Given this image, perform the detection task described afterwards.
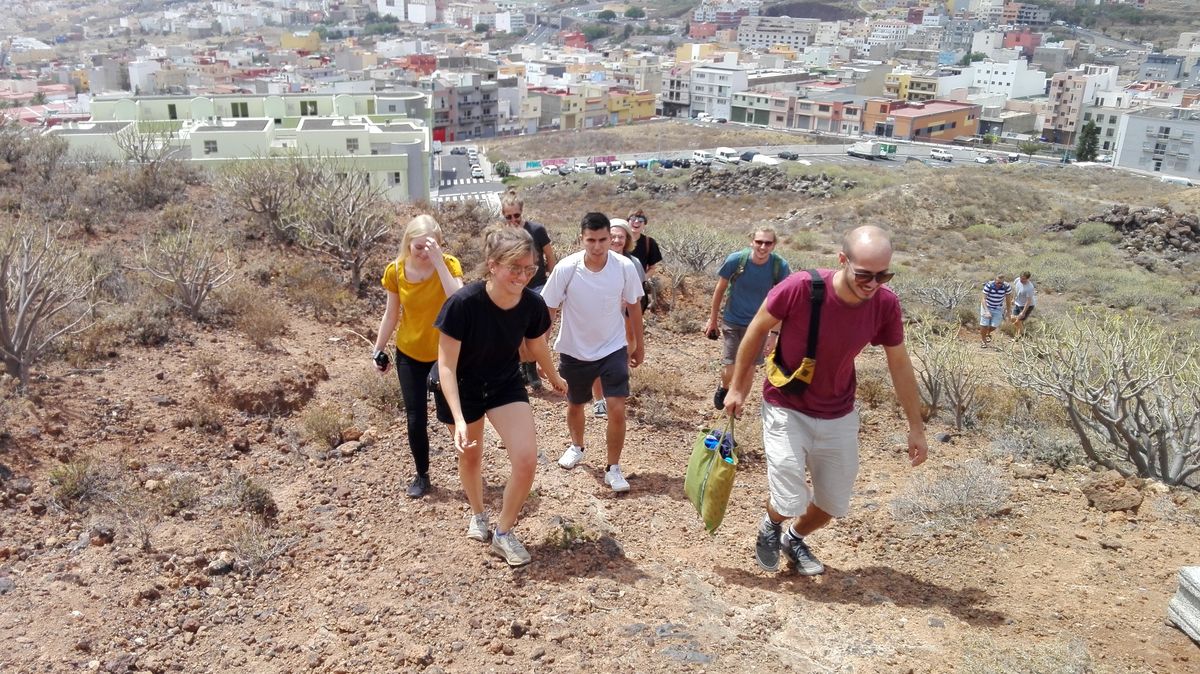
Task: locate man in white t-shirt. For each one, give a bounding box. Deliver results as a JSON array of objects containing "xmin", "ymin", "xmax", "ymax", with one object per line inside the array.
[
  {"xmin": 1011, "ymin": 271, "xmax": 1037, "ymax": 340},
  {"xmin": 541, "ymin": 212, "xmax": 645, "ymax": 492}
]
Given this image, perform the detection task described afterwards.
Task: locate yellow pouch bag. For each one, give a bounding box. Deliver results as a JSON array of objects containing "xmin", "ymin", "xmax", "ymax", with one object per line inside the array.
[{"xmin": 765, "ymin": 269, "xmax": 825, "ymax": 395}]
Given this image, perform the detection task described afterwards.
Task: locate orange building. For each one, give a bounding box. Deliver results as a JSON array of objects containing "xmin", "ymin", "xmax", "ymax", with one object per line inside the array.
[{"xmin": 861, "ymin": 99, "xmax": 981, "ymax": 142}]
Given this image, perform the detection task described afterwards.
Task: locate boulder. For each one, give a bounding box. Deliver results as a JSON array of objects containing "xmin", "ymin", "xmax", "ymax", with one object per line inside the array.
[
  {"xmin": 1081, "ymin": 470, "xmax": 1142, "ymax": 512},
  {"xmin": 1168, "ymin": 567, "xmax": 1200, "ymax": 645}
]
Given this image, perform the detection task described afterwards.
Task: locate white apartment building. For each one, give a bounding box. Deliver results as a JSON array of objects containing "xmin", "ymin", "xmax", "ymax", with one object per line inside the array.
[
  {"xmin": 407, "ymin": 0, "xmax": 438, "ymax": 24},
  {"xmin": 970, "ymin": 59, "xmax": 1046, "ymax": 99},
  {"xmin": 689, "ymin": 63, "xmax": 748, "ymax": 120},
  {"xmin": 970, "ymin": 30, "xmax": 1005, "ymax": 59},
  {"xmin": 128, "ymin": 60, "xmax": 162, "ymax": 95},
  {"xmin": 1114, "ymin": 106, "xmax": 1200, "ymax": 179},
  {"xmin": 1083, "ymin": 90, "xmax": 1138, "ymax": 153},
  {"xmin": 736, "ymin": 16, "xmax": 818, "ymax": 50},
  {"xmin": 867, "ymin": 20, "xmax": 909, "ymax": 49},
  {"xmin": 495, "ymin": 11, "xmax": 525, "ymax": 33},
  {"xmin": 813, "ymin": 21, "xmax": 841, "ymax": 47},
  {"xmin": 1045, "ymin": 64, "xmax": 1119, "ymax": 145},
  {"xmin": 376, "ymin": 0, "xmax": 406, "ymax": 20}
]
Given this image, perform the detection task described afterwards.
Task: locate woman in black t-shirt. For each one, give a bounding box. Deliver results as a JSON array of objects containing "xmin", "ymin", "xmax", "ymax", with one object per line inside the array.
[
  {"xmin": 433, "ymin": 227, "xmax": 566, "ymax": 567},
  {"xmin": 627, "ymin": 209, "xmax": 661, "ymax": 311}
]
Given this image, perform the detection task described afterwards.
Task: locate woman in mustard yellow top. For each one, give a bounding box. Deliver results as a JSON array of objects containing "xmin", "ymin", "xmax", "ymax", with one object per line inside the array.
[{"xmin": 372, "ymin": 214, "xmax": 463, "ymax": 498}]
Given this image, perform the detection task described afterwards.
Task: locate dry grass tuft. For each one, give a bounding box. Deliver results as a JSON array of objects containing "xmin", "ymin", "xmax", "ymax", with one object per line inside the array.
[
  {"xmin": 892, "ymin": 459, "xmax": 1010, "ymax": 528},
  {"xmin": 49, "ymin": 457, "xmax": 105, "ymax": 511},
  {"xmin": 300, "ymin": 402, "xmax": 352, "ymax": 449}
]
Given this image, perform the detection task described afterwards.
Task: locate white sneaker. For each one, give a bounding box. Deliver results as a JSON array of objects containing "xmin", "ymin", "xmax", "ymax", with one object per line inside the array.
[
  {"xmin": 558, "ymin": 444, "xmax": 585, "ymax": 470},
  {"xmin": 593, "ymin": 399, "xmax": 608, "ymax": 417},
  {"xmin": 604, "ymin": 464, "xmax": 630, "ymax": 493},
  {"xmin": 490, "ymin": 530, "xmax": 532, "ymax": 567},
  {"xmin": 466, "ymin": 512, "xmax": 490, "ymax": 542}
]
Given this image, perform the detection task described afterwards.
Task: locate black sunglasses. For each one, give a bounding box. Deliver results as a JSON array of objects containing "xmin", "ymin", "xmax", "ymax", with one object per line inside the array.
[{"xmin": 851, "ymin": 268, "xmax": 895, "ymax": 284}]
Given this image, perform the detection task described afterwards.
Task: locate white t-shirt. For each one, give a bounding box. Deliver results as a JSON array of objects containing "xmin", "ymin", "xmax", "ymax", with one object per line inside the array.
[
  {"xmin": 1012, "ymin": 277, "xmax": 1037, "ymax": 307},
  {"xmin": 540, "ymin": 250, "xmax": 643, "ymax": 361}
]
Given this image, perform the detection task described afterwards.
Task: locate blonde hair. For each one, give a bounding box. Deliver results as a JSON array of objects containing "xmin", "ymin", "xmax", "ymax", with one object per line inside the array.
[
  {"xmin": 500, "ymin": 188, "xmax": 523, "ymax": 211},
  {"xmin": 396, "ymin": 214, "xmax": 444, "ymax": 267},
  {"xmin": 751, "ymin": 226, "xmax": 777, "ymax": 242},
  {"xmin": 609, "ymin": 219, "xmax": 635, "ymax": 254},
  {"xmin": 481, "ymin": 225, "xmax": 534, "ymax": 278}
]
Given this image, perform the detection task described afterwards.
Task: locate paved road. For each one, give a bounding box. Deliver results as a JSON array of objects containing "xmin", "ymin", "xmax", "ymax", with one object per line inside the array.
[{"xmin": 433, "ymin": 150, "xmax": 504, "ymax": 206}]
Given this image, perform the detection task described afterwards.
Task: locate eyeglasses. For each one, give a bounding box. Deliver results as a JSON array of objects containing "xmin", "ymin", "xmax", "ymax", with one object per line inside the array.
[
  {"xmin": 505, "ymin": 264, "xmax": 538, "ymax": 277},
  {"xmin": 752, "ymin": 239, "xmax": 776, "ymax": 247},
  {"xmin": 503, "ymin": 213, "xmax": 523, "ymax": 221},
  {"xmin": 848, "ymin": 264, "xmax": 895, "ymax": 285},
  {"xmin": 630, "ymin": 218, "xmax": 646, "ymax": 225}
]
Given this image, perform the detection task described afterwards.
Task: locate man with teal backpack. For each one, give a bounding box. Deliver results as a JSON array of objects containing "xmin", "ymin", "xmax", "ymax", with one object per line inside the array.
[{"xmin": 704, "ymin": 227, "xmax": 791, "ymax": 410}]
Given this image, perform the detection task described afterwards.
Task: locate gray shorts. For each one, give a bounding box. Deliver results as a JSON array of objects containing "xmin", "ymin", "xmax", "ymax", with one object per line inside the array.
[
  {"xmin": 762, "ymin": 402, "xmax": 860, "ymax": 518},
  {"xmin": 559, "ymin": 347, "xmax": 630, "ymax": 405},
  {"xmin": 721, "ymin": 320, "xmax": 767, "ymax": 366}
]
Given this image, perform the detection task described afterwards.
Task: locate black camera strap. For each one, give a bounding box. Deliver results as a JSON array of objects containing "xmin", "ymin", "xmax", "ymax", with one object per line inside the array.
[{"xmin": 773, "ymin": 268, "xmax": 825, "ymax": 374}]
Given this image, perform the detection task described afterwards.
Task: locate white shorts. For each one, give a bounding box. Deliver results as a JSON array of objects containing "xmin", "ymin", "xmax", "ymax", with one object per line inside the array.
[{"xmin": 761, "ymin": 402, "xmax": 860, "ymax": 518}]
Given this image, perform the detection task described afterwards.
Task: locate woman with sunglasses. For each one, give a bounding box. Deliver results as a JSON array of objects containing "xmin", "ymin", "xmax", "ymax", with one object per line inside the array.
[
  {"xmin": 626, "ymin": 209, "xmax": 661, "ymax": 312},
  {"xmin": 501, "ymin": 188, "xmax": 557, "ymax": 387},
  {"xmin": 433, "ymin": 227, "xmax": 566, "ymax": 567},
  {"xmin": 372, "ymin": 214, "xmax": 463, "ymax": 499}
]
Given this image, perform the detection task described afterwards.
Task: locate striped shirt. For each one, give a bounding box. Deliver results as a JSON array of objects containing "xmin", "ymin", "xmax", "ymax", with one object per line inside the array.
[{"xmin": 982, "ymin": 280, "xmax": 1011, "ymax": 311}]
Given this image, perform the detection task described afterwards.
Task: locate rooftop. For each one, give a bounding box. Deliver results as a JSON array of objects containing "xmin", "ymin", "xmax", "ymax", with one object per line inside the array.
[
  {"xmin": 300, "ymin": 118, "xmax": 367, "ymax": 130},
  {"xmin": 194, "ymin": 119, "xmax": 271, "ymax": 132},
  {"xmin": 887, "ymin": 100, "xmax": 978, "ymax": 117},
  {"xmin": 52, "ymin": 121, "xmax": 133, "ymax": 135}
]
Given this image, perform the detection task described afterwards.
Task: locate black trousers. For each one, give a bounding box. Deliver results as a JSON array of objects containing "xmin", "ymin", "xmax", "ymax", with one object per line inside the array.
[{"xmin": 394, "ymin": 350, "xmax": 435, "ymax": 477}]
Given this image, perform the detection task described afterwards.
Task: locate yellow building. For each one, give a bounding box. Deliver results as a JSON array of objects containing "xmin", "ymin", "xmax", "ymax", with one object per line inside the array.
[
  {"xmin": 767, "ymin": 45, "xmax": 798, "ymax": 60},
  {"xmin": 884, "ymin": 72, "xmax": 911, "ymax": 100},
  {"xmin": 281, "ymin": 30, "xmax": 321, "ymax": 52},
  {"xmin": 675, "ymin": 43, "xmax": 720, "ymax": 63}
]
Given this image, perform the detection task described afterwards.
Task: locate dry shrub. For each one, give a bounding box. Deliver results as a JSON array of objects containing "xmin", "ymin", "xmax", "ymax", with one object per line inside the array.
[
  {"xmin": 158, "ymin": 473, "xmax": 201, "ymax": 515},
  {"xmin": 49, "ymin": 457, "xmax": 104, "ymax": 511},
  {"xmin": 892, "ymin": 459, "xmax": 1010, "ymax": 529},
  {"xmin": 236, "ymin": 301, "xmax": 289, "ymax": 349},
  {"xmin": 223, "ymin": 470, "xmax": 278, "ymax": 521},
  {"xmin": 959, "ymin": 635, "xmax": 1092, "ymax": 674},
  {"xmin": 110, "ymin": 284, "xmax": 175, "ymax": 346},
  {"xmin": 194, "ymin": 352, "xmax": 225, "ymax": 392},
  {"xmin": 223, "ymin": 516, "xmax": 297, "ymax": 577},
  {"xmin": 354, "ymin": 370, "xmax": 403, "ymax": 411},
  {"xmin": 656, "ymin": 305, "xmax": 699, "ymax": 334},
  {"xmin": 175, "ymin": 397, "xmax": 223, "ymax": 433},
  {"xmin": 627, "ymin": 362, "xmax": 692, "ymax": 428},
  {"xmin": 62, "ymin": 319, "xmax": 123, "ymax": 368},
  {"xmin": 301, "ymin": 402, "xmax": 352, "ymax": 449},
  {"xmin": 856, "ymin": 364, "xmax": 891, "ymax": 410},
  {"xmin": 277, "ymin": 260, "xmax": 351, "ymax": 321},
  {"xmin": 430, "ymin": 200, "xmax": 494, "ymax": 276}
]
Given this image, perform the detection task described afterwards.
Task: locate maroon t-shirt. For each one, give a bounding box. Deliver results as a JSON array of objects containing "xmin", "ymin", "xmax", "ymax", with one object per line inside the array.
[{"xmin": 763, "ymin": 268, "xmax": 904, "ymax": 419}]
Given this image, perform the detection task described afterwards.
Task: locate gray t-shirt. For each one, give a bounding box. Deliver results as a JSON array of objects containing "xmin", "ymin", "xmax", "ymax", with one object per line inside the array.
[{"xmin": 1012, "ymin": 277, "xmax": 1036, "ymax": 307}]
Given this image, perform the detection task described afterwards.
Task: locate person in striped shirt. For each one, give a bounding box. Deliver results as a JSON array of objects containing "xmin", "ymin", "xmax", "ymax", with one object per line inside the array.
[{"xmin": 979, "ymin": 273, "xmax": 1012, "ymax": 347}]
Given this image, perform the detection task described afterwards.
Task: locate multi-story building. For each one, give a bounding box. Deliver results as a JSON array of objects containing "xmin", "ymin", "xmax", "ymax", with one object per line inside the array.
[
  {"xmin": 1114, "ymin": 106, "xmax": 1200, "ymax": 179},
  {"xmin": 971, "ymin": 59, "xmax": 1047, "ymax": 99},
  {"xmin": 791, "ymin": 94, "xmax": 867, "ymax": 135},
  {"xmin": 1044, "ymin": 64, "xmax": 1119, "ymax": 145},
  {"xmin": 861, "ymin": 98, "xmax": 981, "ymax": 141},
  {"xmin": 736, "ymin": 16, "xmax": 818, "ymax": 50},
  {"xmin": 690, "ymin": 63, "xmax": 749, "ymax": 120},
  {"xmin": 941, "ymin": 18, "xmax": 985, "ymax": 53},
  {"xmin": 1082, "ymin": 90, "xmax": 1138, "ymax": 154},
  {"xmin": 905, "ymin": 26, "xmax": 945, "ymax": 52},
  {"xmin": 866, "ymin": 20, "xmax": 910, "ymax": 51},
  {"xmin": 421, "ymin": 72, "xmax": 498, "ymax": 142},
  {"xmin": 907, "ymin": 69, "xmax": 972, "ymax": 101},
  {"xmin": 1137, "ymin": 53, "xmax": 1185, "ymax": 83},
  {"xmin": 56, "ymin": 93, "xmax": 430, "ymax": 202},
  {"xmin": 692, "ymin": 0, "xmax": 761, "ymax": 29},
  {"xmin": 662, "ymin": 64, "xmax": 692, "ymax": 117}
]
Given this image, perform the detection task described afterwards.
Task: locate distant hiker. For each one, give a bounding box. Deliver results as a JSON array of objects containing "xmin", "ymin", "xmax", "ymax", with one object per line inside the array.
[
  {"xmin": 979, "ymin": 273, "xmax": 1012, "ymax": 347},
  {"xmin": 501, "ymin": 188, "xmax": 557, "ymax": 389},
  {"xmin": 542, "ymin": 212, "xmax": 645, "ymax": 493},
  {"xmin": 724, "ymin": 226, "xmax": 928, "ymax": 576},
  {"xmin": 590, "ymin": 218, "xmax": 645, "ymax": 416},
  {"xmin": 1011, "ymin": 271, "xmax": 1036, "ymax": 340},
  {"xmin": 704, "ymin": 227, "xmax": 791, "ymax": 410},
  {"xmin": 626, "ymin": 208, "xmax": 661, "ymax": 311},
  {"xmin": 372, "ymin": 214, "xmax": 463, "ymax": 499},
  {"xmin": 433, "ymin": 227, "xmax": 566, "ymax": 567}
]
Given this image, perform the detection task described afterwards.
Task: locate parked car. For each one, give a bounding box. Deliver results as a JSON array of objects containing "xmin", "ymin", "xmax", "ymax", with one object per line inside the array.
[
  {"xmin": 450, "ymin": 147, "xmax": 467, "ymax": 155},
  {"xmin": 739, "ymin": 150, "xmax": 758, "ymax": 162},
  {"xmin": 974, "ymin": 155, "xmax": 994, "ymax": 164},
  {"xmin": 692, "ymin": 150, "xmax": 714, "ymax": 165},
  {"xmin": 1096, "ymin": 153, "xmax": 1113, "ymax": 162},
  {"xmin": 541, "ymin": 165, "xmax": 557, "ymax": 175},
  {"xmin": 715, "ymin": 117, "xmax": 728, "ymax": 124},
  {"xmin": 1006, "ymin": 152, "xmax": 1020, "ymax": 163},
  {"xmin": 777, "ymin": 150, "xmax": 799, "ymax": 160},
  {"xmin": 676, "ymin": 157, "xmax": 692, "ymax": 168},
  {"xmin": 557, "ymin": 165, "xmax": 572, "ymax": 176},
  {"xmin": 471, "ymin": 165, "xmax": 485, "ymax": 179},
  {"xmin": 594, "ymin": 162, "xmax": 608, "ymax": 175},
  {"xmin": 930, "ymin": 148, "xmax": 954, "ymax": 162},
  {"xmin": 660, "ymin": 158, "xmax": 675, "ymax": 169}
]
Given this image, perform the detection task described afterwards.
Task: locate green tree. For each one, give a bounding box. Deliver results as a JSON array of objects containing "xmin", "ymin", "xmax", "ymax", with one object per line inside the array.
[
  {"xmin": 474, "ymin": 23, "xmax": 489, "ymax": 33},
  {"xmin": 959, "ymin": 51, "xmax": 986, "ymax": 65},
  {"xmin": 1018, "ymin": 140, "xmax": 1044, "ymax": 158},
  {"xmin": 597, "ymin": 9, "xmax": 616, "ymax": 21},
  {"xmin": 581, "ymin": 24, "xmax": 610, "ymax": 41},
  {"xmin": 624, "ymin": 7, "xmax": 645, "ymax": 19},
  {"xmin": 1075, "ymin": 120, "xmax": 1099, "ymax": 162},
  {"xmin": 982, "ymin": 133, "xmax": 999, "ymax": 145},
  {"xmin": 494, "ymin": 161, "xmax": 511, "ymax": 178}
]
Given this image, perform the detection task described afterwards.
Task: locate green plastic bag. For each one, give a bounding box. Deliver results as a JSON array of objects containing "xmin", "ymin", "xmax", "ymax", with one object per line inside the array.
[{"xmin": 684, "ymin": 418, "xmax": 739, "ymax": 534}]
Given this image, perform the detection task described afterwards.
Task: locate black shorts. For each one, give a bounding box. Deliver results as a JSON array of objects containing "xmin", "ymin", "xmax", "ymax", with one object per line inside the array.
[
  {"xmin": 559, "ymin": 347, "xmax": 630, "ymax": 405},
  {"xmin": 1014, "ymin": 305, "xmax": 1035, "ymax": 319},
  {"xmin": 433, "ymin": 372, "xmax": 529, "ymax": 425}
]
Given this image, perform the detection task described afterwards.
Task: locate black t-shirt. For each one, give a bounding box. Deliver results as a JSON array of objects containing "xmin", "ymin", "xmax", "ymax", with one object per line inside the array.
[
  {"xmin": 435, "ymin": 281, "xmax": 551, "ymax": 386},
  {"xmin": 523, "ymin": 220, "xmax": 552, "ymax": 288},
  {"xmin": 631, "ymin": 235, "xmax": 662, "ymax": 271}
]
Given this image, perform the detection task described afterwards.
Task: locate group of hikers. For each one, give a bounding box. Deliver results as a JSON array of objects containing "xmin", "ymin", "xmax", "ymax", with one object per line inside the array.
[{"xmin": 371, "ymin": 187, "xmax": 931, "ymax": 572}]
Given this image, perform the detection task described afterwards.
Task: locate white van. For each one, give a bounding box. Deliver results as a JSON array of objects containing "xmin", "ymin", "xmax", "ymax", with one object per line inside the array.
[
  {"xmin": 714, "ymin": 147, "xmax": 741, "ymax": 164},
  {"xmin": 692, "ymin": 150, "xmax": 714, "ymax": 165},
  {"xmin": 1160, "ymin": 175, "xmax": 1194, "ymax": 187},
  {"xmin": 751, "ymin": 154, "xmax": 780, "ymax": 166},
  {"xmin": 930, "ymin": 148, "xmax": 954, "ymax": 162}
]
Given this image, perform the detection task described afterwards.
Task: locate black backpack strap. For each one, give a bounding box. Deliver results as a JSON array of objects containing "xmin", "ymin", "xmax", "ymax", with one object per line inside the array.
[{"xmin": 774, "ymin": 269, "xmax": 825, "ymax": 370}]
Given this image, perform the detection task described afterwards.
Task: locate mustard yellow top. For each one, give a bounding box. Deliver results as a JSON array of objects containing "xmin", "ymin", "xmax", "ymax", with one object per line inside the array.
[{"xmin": 381, "ymin": 254, "xmax": 463, "ymax": 362}]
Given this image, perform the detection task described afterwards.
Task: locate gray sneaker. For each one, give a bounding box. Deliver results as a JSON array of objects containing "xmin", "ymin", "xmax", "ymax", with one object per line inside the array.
[
  {"xmin": 754, "ymin": 518, "xmax": 782, "ymax": 572},
  {"xmin": 466, "ymin": 512, "xmax": 490, "ymax": 542},
  {"xmin": 593, "ymin": 399, "xmax": 607, "ymax": 417},
  {"xmin": 490, "ymin": 530, "xmax": 532, "ymax": 567},
  {"xmin": 781, "ymin": 529, "xmax": 825, "ymax": 576}
]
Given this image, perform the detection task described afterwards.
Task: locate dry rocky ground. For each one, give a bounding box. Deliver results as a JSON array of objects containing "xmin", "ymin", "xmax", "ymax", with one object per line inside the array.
[{"xmin": 1, "ymin": 164, "xmax": 1199, "ymax": 674}]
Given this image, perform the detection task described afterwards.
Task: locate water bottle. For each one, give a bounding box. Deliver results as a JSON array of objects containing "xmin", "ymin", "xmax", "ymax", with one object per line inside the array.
[
  {"xmin": 718, "ymin": 443, "xmax": 734, "ymax": 464},
  {"xmin": 703, "ymin": 432, "xmax": 720, "ymax": 451}
]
